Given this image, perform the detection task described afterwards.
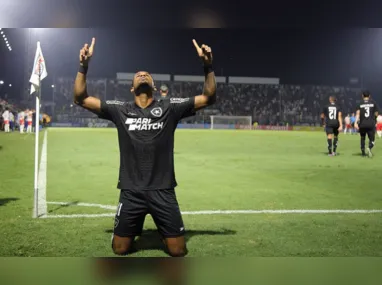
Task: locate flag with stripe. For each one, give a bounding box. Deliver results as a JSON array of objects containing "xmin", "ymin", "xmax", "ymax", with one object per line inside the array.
[{"xmin": 29, "ymin": 41, "xmax": 48, "ymax": 94}]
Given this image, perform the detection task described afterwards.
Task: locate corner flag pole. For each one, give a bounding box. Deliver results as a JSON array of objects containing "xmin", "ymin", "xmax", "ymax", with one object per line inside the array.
[
  {"xmin": 30, "ymin": 41, "xmax": 47, "ymax": 218},
  {"xmin": 33, "ymin": 77, "xmax": 41, "ymax": 218}
]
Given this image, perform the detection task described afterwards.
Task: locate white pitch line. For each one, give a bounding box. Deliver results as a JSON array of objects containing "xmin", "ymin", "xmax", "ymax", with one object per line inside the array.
[
  {"xmin": 37, "ymin": 131, "xmax": 48, "ymax": 218},
  {"xmin": 43, "ymin": 208, "xmax": 382, "ymax": 219},
  {"xmin": 43, "ymin": 213, "xmax": 115, "ymax": 218},
  {"xmin": 47, "ymin": 201, "xmax": 116, "ymax": 210}
]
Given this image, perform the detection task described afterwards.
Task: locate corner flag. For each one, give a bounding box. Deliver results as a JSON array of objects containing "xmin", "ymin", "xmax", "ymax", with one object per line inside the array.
[
  {"xmin": 29, "ymin": 41, "xmax": 48, "ymax": 94},
  {"xmin": 30, "ymin": 41, "xmax": 48, "ymax": 218}
]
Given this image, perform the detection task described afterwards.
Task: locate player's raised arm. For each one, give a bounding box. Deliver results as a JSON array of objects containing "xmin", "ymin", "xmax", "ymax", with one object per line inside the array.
[
  {"xmin": 74, "ymin": 37, "xmax": 101, "ymax": 115},
  {"xmin": 192, "ymin": 39, "xmax": 216, "ymax": 110}
]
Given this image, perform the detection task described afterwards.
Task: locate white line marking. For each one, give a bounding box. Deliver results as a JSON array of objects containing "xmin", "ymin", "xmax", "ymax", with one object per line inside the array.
[
  {"xmin": 44, "ymin": 213, "xmax": 115, "ymax": 218},
  {"xmin": 48, "ymin": 201, "xmax": 116, "ymax": 210},
  {"xmin": 37, "ymin": 131, "xmax": 48, "ymax": 218},
  {"xmin": 43, "ymin": 207, "xmax": 382, "ymax": 219}
]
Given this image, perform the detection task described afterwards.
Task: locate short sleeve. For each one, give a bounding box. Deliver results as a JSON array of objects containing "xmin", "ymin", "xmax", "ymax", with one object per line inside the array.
[
  {"xmin": 170, "ymin": 97, "xmax": 196, "ymax": 121},
  {"xmin": 99, "ymin": 100, "xmax": 126, "ymax": 122}
]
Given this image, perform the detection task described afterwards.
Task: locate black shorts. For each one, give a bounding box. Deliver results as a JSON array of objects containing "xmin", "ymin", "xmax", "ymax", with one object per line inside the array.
[
  {"xmin": 326, "ymin": 126, "xmax": 339, "ymax": 135},
  {"xmin": 359, "ymin": 127, "xmax": 375, "ymax": 137},
  {"xmin": 113, "ymin": 189, "xmax": 185, "ymax": 238}
]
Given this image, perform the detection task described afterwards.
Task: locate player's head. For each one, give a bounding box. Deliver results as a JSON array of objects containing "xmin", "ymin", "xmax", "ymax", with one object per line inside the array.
[
  {"xmin": 329, "ymin": 96, "xmax": 336, "ymax": 103},
  {"xmin": 160, "ymin": 85, "xmax": 169, "ymax": 97},
  {"xmin": 5, "ymin": 107, "xmax": 8, "ymax": 111},
  {"xmin": 362, "ymin": 90, "xmax": 371, "ymax": 100},
  {"xmin": 130, "ymin": 71, "xmax": 156, "ymax": 96}
]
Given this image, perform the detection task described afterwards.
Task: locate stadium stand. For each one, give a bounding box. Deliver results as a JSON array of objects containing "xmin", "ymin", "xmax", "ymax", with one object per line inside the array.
[{"xmin": 53, "ymin": 76, "xmax": 362, "ymax": 127}]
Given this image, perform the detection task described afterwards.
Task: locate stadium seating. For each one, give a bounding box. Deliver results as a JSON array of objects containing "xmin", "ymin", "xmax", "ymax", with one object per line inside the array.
[{"xmin": 53, "ymin": 77, "xmax": 362, "ymax": 126}]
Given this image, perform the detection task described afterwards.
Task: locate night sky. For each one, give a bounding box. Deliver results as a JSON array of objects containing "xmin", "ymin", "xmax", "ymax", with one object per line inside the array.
[{"xmin": 1, "ymin": 0, "xmax": 382, "ymax": 100}]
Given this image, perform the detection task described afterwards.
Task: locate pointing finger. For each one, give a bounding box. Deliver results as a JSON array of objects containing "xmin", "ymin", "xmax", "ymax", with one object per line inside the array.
[
  {"xmin": 89, "ymin": 37, "xmax": 96, "ymax": 50},
  {"xmin": 192, "ymin": 39, "xmax": 200, "ymax": 50}
]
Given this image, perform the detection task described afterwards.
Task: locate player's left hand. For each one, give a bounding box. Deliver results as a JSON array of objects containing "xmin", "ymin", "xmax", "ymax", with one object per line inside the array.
[
  {"xmin": 192, "ymin": 39, "xmax": 213, "ymax": 65},
  {"xmin": 338, "ymin": 126, "xmax": 343, "ymax": 132},
  {"xmin": 354, "ymin": 123, "xmax": 359, "ymax": 130}
]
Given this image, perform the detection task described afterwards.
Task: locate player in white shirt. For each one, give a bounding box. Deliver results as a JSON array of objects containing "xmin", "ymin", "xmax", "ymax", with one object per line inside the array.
[
  {"xmin": 26, "ymin": 110, "xmax": 33, "ymax": 133},
  {"xmin": 376, "ymin": 114, "xmax": 382, "ymax": 139},
  {"xmin": 344, "ymin": 114, "xmax": 351, "ymax": 134},
  {"xmin": 2, "ymin": 107, "xmax": 10, "ymax": 133},
  {"xmin": 18, "ymin": 110, "xmax": 25, "ymax": 133}
]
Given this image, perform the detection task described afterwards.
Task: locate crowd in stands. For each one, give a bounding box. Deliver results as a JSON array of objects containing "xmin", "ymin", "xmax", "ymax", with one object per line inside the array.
[
  {"xmin": 53, "ymin": 77, "xmax": 364, "ymax": 126},
  {"xmin": 1, "ymin": 97, "xmax": 51, "ymax": 132}
]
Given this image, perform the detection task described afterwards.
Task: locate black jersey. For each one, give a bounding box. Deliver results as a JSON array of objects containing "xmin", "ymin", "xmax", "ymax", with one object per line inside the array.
[
  {"xmin": 322, "ymin": 103, "xmax": 342, "ymax": 127},
  {"xmin": 357, "ymin": 99, "xmax": 379, "ymax": 128},
  {"xmin": 99, "ymin": 97, "xmax": 196, "ymax": 190}
]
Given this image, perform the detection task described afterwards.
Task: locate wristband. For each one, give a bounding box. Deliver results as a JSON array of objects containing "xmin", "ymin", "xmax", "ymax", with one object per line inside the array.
[
  {"xmin": 79, "ymin": 65, "xmax": 88, "ymax": 75},
  {"xmin": 204, "ymin": 64, "xmax": 213, "ymax": 75}
]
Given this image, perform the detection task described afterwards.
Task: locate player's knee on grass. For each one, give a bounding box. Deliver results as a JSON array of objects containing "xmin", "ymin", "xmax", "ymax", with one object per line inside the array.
[
  {"xmin": 112, "ymin": 235, "xmax": 135, "ymax": 255},
  {"xmin": 165, "ymin": 237, "xmax": 188, "ymax": 257}
]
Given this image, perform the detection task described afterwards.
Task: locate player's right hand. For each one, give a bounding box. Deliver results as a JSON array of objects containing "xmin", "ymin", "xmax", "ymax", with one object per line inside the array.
[
  {"xmin": 354, "ymin": 123, "xmax": 359, "ymax": 130},
  {"xmin": 79, "ymin": 37, "xmax": 95, "ymax": 66}
]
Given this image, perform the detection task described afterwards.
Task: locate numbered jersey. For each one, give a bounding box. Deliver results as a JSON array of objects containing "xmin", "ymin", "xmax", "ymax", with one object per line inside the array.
[
  {"xmin": 322, "ymin": 103, "xmax": 341, "ymax": 127},
  {"xmin": 357, "ymin": 100, "xmax": 379, "ymax": 128}
]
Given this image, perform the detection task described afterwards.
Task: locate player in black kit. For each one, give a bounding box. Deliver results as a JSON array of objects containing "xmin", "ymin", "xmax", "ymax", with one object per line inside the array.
[
  {"xmin": 73, "ymin": 38, "xmax": 216, "ymax": 257},
  {"xmin": 355, "ymin": 91, "xmax": 379, "ymax": 157},
  {"xmin": 321, "ymin": 96, "xmax": 343, "ymax": 156}
]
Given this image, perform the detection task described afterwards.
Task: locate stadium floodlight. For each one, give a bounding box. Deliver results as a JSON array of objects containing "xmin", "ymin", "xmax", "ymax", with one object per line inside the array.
[
  {"xmin": 0, "ymin": 80, "xmax": 4, "ymax": 84},
  {"xmin": 51, "ymin": 85, "xmax": 55, "ymax": 88},
  {"xmin": 0, "ymin": 31, "xmax": 3, "ymax": 34},
  {"xmin": 9, "ymin": 84, "xmax": 12, "ymax": 87},
  {"xmin": 4, "ymin": 37, "xmax": 7, "ymax": 40},
  {"xmin": 6, "ymin": 43, "xmax": 9, "ymax": 47},
  {"xmin": 210, "ymin": 115, "xmax": 253, "ymax": 130}
]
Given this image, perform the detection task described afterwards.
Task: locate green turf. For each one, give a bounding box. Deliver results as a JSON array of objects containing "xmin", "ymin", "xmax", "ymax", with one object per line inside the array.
[{"xmin": 0, "ymin": 128, "xmax": 382, "ymax": 257}]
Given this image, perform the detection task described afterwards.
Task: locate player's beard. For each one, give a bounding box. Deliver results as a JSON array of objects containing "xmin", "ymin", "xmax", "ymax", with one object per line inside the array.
[{"xmin": 135, "ymin": 83, "xmax": 153, "ymax": 97}]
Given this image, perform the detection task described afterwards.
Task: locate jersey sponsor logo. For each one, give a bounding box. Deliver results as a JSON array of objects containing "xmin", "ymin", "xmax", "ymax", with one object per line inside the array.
[
  {"xmin": 106, "ymin": 100, "xmax": 125, "ymax": 105},
  {"xmin": 170, "ymin": 97, "xmax": 189, "ymax": 104},
  {"xmin": 150, "ymin": 107, "xmax": 163, "ymax": 117},
  {"xmin": 125, "ymin": 118, "xmax": 164, "ymax": 131}
]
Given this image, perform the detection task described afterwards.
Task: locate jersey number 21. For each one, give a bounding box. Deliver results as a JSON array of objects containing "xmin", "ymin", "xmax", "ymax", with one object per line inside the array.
[{"xmin": 329, "ymin": 107, "xmax": 337, "ymax": 120}]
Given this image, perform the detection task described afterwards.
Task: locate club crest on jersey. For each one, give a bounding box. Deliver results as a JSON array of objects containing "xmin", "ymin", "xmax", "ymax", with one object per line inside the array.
[{"xmin": 150, "ymin": 107, "xmax": 163, "ymax": 117}]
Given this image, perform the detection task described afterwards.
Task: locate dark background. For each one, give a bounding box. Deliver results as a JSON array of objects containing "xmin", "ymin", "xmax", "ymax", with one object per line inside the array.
[{"xmin": 1, "ymin": 0, "xmax": 382, "ymax": 101}]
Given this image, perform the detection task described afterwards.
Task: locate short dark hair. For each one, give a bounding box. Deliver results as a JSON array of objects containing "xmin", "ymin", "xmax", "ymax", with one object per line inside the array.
[
  {"xmin": 362, "ymin": 90, "xmax": 371, "ymax": 97},
  {"xmin": 329, "ymin": 95, "xmax": 336, "ymax": 102}
]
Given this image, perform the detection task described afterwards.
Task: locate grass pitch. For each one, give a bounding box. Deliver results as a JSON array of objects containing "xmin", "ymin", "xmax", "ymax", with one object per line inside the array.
[{"xmin": 0, "ymin": 128, "xmax": 381, "ymax": 257}]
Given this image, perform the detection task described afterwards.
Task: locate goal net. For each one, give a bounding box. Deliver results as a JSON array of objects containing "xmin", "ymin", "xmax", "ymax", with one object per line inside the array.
[{"xmin": 210, "ymin": 116, "xmax": 252, "ymax": 130}]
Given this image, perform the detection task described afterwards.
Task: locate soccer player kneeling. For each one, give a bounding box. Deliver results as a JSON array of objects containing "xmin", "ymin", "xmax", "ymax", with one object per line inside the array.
[{"xmin": 73, "ymin": 38, "xmax": 216, "ymax": 257}]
